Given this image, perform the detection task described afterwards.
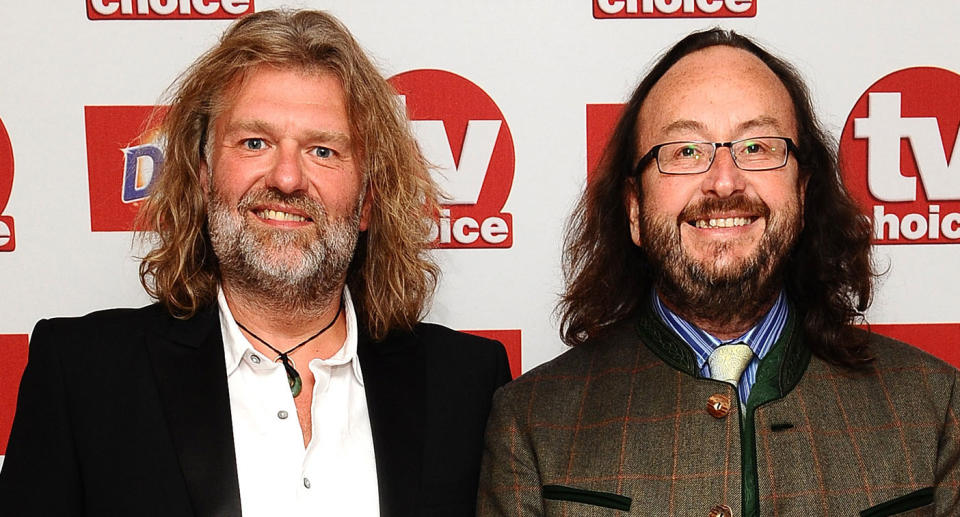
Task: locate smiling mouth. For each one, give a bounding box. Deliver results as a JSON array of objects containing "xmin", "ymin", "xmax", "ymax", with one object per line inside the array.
[
  {"xmin": 253, "ymin": 208, "xmax": 311, "ymax": 223},
  {"xmin": 690, "ymin": 216, "xmax": 759, "ymax": 229}
]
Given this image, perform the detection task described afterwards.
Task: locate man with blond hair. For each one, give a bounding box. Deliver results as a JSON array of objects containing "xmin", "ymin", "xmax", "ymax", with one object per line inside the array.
[{"xmin": 0, "ymin": 9, "xmax": 510, "ymax": 517}]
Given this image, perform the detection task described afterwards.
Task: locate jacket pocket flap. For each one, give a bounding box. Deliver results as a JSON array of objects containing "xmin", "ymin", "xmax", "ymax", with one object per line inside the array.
[
  {"xmin": 860, "ymin": 487, "xmax": 934, "ymax": 517},
  {"xmin": 542, "ymin": 484, "xmax": 631, "ymax": 511}
]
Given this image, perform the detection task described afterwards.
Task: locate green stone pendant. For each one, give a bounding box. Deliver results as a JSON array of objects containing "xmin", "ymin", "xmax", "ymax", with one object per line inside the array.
[
  {"xmin": 288, "ymin": 372, "xmax": 303, "ymax": 398},
  {"xmin": 281, "ymin": 359, "xmax": 303, "ymax": 398}
]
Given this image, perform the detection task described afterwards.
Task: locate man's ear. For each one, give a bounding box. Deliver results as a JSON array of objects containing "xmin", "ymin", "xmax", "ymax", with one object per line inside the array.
[
  {"xmin": 626, "ymin": 179, "xmax": 642, "ymax": 247},
  {"xmin": 358, "ymin": 186, "xmax": 372, "ymax": 232}
]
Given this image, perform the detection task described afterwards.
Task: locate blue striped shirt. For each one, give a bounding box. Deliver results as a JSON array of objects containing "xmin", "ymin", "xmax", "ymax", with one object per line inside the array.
[{"xmin": 652, "ymin": 290, "xmax": 789, "ymax": 403}]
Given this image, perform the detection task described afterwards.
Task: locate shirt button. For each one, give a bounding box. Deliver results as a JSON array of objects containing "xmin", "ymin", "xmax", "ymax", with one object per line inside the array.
[
  {"xmin": 277, "ymin": 410, "xmax": 288, "ymax": 420},
  {"xmin": 303, "ymin": 477, "xmax": 311, "ymax": 489},
  {"xmin": 706, "ymin": 393, "xmax": 732, "ymax": 419},
  {"xmin": 709, "ymin": 504, "xmax": 733, "ymax": 517},
  {"xmin": 250, "ymin": 354, "xmax": 261, "ymax": 364}
]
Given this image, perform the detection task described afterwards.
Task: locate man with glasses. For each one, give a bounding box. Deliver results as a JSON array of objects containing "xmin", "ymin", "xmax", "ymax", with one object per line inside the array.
[{"xmin": 478, "ymin": 29, "xmax": 959, "ymax": 516}]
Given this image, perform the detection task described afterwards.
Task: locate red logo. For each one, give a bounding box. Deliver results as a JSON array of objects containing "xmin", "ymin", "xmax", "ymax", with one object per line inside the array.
[
  {"xmin": 86, "ymin": 106, "xmax": 167, "ymax": 232},
  {"xmin": 0, "ymin": 116, "xmax": 14, "ymax": 252},
  {"xmin": 389, "ymin": 70, "xmax": 515, "ymax": 249},
  {"xmin": 87, "ymin": 0, "xmax": 254, "ymax": 20},
  {"xmin": 841, "ymin": 67, "xmax": 960, "ymax": 245},
  {"xmin": 0, "ymin": 334, "xmax": 29, "ymax": 455},
  {"xmin": 594, "ymin": 0, "xmax": 755, "ymax": 18},
  {"xmin": 463, "ymin": 329, "xmax": 522, "ymax": 379}
]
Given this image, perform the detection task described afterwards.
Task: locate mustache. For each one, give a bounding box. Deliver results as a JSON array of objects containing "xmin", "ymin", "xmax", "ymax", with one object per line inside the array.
[
  {"xmin": 236, "ymin": 188, "xmax": 326, "ymax": 221},
  {"xmin": 678, "ymin": 194, "xmax": 770, "ymax": 222}
]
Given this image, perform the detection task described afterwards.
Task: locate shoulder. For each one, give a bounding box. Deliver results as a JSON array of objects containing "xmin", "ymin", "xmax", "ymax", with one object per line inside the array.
[
  {"xmin": 515, "ymin": 319, "xmax": 643, "ymax": 381},
  {"xmin": 386, "ymin": 321, "xmax": 508, "ymax": 362},
  {"xmin": 411, "ymin": 322, "xmax": 500, "ymax": 346},
  {"xmin": 366, "ymin": 322, "xmax": 512, "ymax": 386},
  {"xmin": 40, "ymin": 303, "xmax": 168, "ymax": 328},
  {"xmin": 493, "ymin": 320, "xmax": 644, "ymax": 408},
  {"xmin": 860, "ymin": 328, "xmax": 957, "ymax": 375},
  {"xmin": 857, "ymin": 329, "xmax": 955, "ymax": 362},
  {"xmin": 812, "ymin": 328, "xmax": 959, "ymax": 408},
  {"xmin": 33, "ymin": 304, "xmax": 168, "ymax": 336},
  {"xmin": 28, "ymin": 304, "xmax": 185, "ymax": 361}
]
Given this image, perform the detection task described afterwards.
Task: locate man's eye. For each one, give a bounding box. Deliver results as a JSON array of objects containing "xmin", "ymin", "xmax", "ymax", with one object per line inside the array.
[
  {"xmin": 243, "ymin": 138, "xmax": 264, "ymax": 151},
  {"xmin": 677, "ymin": 145, "xmax": 702, "ymax": 160},
  {"xmin": 313, "ymin": 147, "xmax": 333, "ymax": 159},
  {"xmin": 742, "ymin": 142, "xmax": 766, "ymax": 154}
]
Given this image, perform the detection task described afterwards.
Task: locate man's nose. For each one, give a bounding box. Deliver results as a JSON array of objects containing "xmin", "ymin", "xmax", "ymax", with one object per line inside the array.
[
  {"xmin": 700, "ymin": 147, "xmax": 746, "ymax": 198},
  {"xmin": 265, "ymin": 144, "xmax": 309, "ymax": 193}
]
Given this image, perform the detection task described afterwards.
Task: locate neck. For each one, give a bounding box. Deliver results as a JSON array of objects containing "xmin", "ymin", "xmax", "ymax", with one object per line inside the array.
[
  {"xmin": 658, "ymin": 292, "xmax": 777, "ymax": 341},
  {"xmin": 223, "ymin": 281, "xmax": 347, "ymax": 360}
]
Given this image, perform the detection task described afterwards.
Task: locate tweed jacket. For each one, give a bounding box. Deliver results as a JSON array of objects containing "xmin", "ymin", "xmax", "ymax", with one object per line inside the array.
[{"xmin": 478, "ymin": 303, "xmax": 960, "ymax": 516}]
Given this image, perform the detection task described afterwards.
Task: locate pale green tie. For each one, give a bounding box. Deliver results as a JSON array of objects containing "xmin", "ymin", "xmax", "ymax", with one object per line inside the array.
[{"xmin": 707, "ymin": 343, "xmax": 754, "ymax": 385}]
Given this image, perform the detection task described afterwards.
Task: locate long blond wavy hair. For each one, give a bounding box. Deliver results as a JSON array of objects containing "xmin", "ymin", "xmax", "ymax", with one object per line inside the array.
[{"xmin": 137, "ymin": 9, "xmax": 439, "ymax": 340}]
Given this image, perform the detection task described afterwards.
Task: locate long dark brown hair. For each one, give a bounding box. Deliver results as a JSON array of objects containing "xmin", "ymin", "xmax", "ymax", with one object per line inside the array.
[
  {"xmin": 137, "ymin": 9, "xmax": 439, "ymax": 340},
  {"xmin": 559, "ymin": 28, "xmax": 875, "ymax": 368}
]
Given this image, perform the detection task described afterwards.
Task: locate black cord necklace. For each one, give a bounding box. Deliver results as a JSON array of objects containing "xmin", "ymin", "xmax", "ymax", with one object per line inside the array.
[{"xmin": 234, "ymin": 298, "xmax": 343, "ymax": 398}]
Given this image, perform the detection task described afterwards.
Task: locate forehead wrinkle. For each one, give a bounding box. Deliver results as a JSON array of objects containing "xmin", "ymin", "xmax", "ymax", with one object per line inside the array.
[
  {"xmin": 735, "ymin": 116, "xmax": 787, "ymax": 137},
  {"xmin": 303, "ymin": 128, "xmax": 352, "ymax": 147},
  {"xmin": 222, "ymin": 118, "xmax": 351, "ymax": 146},
  {"xmin": 658, "ymin": 119, "xmax": 706, "ymax": 140},
  {"xmin": 223, "ymin": 118, "xmax": 276, "ymax": 136}
]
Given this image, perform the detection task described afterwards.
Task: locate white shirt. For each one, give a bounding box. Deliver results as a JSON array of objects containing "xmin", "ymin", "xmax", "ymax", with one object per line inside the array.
[{"xmin": 218, "ymin": 287, "xmax": 380, "ymax": 517}]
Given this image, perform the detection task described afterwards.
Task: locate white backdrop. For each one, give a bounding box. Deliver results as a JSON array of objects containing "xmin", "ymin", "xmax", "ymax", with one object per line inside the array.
[{"xmin": 1, "ymin": 0, "xmax": 959, "ymax": 466}]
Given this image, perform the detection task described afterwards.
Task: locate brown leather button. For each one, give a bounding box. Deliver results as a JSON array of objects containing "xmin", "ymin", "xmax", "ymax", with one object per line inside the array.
[
  {"xmin": 706, "ymin": 393, "xmax": 731, "ymax": 418},
  {"xmin": 708, "ymin": 504, "xmax": 733, "ymax": 517}
]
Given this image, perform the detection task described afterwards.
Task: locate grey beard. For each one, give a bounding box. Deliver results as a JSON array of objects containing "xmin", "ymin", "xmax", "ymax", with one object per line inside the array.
[
  {"xmin": 640, "ymin": 195, "xmax": 800, "ymax": 325},
  {"xmin": 207, "ymin": 187, "xmax": 362, "ymax": 314}
]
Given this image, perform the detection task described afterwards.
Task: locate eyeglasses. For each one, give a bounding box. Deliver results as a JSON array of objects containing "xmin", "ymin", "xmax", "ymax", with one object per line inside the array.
[{"xmin": 634, "ymin": 136, "xmax": 799, "ymax": 175}]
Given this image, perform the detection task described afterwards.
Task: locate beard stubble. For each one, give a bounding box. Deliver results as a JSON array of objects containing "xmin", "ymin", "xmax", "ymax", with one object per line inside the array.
[
  {"xmin": 206, "ymin": 185, "xmax": 364, "ymax": 314},
  {"xmin": 640, "ymin": 193, "xmax": 802, "ymax": 327}
]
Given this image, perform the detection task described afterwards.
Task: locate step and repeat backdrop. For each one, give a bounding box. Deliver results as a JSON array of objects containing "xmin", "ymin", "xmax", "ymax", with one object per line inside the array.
[{"xmin": 1, "ymin": 1, "xmax": 958, "ymax": 467}]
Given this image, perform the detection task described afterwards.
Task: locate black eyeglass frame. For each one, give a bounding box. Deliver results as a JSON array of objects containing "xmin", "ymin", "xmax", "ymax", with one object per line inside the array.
[{"xmin": 632, "ymin": 136, "xmax": 800, "ymax": 176}]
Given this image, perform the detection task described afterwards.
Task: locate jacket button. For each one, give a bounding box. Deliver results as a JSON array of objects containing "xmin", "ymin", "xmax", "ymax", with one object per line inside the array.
[
  {"xmin": 709, "ymin": 504, "xmax": 733, "ymax": 517},
  {"xmin": 706, "ymin": 394, "xmax": 731, "ymax": 418}
]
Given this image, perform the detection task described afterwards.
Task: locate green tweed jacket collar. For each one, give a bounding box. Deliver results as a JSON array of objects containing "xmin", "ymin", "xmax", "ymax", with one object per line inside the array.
[{"xmin": 632, "ymin": 295, "xmax": 811, "ymax": 399}]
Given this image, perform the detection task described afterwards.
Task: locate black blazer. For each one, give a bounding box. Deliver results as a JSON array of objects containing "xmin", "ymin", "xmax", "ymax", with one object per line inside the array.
[{"xmin": 0, "ymin": 303, "xmax": 511, "ymax": 516}]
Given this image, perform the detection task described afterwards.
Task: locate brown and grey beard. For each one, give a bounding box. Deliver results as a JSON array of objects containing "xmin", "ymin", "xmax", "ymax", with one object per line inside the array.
[
  {"xmin": 640, "ymin": 194, "xmax": 801, "ymax": 327},
  {"xmin": 206, "ymin": 186, "xmax": 363, "ymax": 316}
]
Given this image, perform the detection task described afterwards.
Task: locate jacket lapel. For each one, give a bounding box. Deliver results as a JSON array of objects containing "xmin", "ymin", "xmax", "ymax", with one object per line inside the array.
[
  {"xmin": 145, "ymin": 305, "xmax": 242, "ymax": 517},
  {"xmin": 357, "ymin": 327, "xmax": 426, "ymax": 517}
]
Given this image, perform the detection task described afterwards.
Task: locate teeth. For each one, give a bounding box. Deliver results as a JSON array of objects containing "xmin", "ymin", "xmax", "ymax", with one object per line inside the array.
[
  {"xmin": 694, "ymin": 217, "xmax": 752, "ymax": 229},
  {"xmin": 257, "ymin": 209, "xmax": 307, "ymax": 222}
]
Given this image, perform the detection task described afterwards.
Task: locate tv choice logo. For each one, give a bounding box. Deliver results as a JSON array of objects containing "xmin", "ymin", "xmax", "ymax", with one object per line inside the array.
[
  {"xmin": 0, "ymin": 116, "xmax": 14, "ymax": 252},
  {"xmin": 86, "ymin": 105, "xmax": 167, "ymax": 232},
  {"xmin": 594, "ymin": 0, "xmax": 755, "ymax": 18},
  {"xmin": 840, "ymin": 67, "xmax": 960, "ymax": 245},
  {"xmin": 389, "ymin": 69, "xmax": 515, "ymax": 249},
  {"xmin": 87, "ymin": 0, "xmax": 253, "ymax": 20}
]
